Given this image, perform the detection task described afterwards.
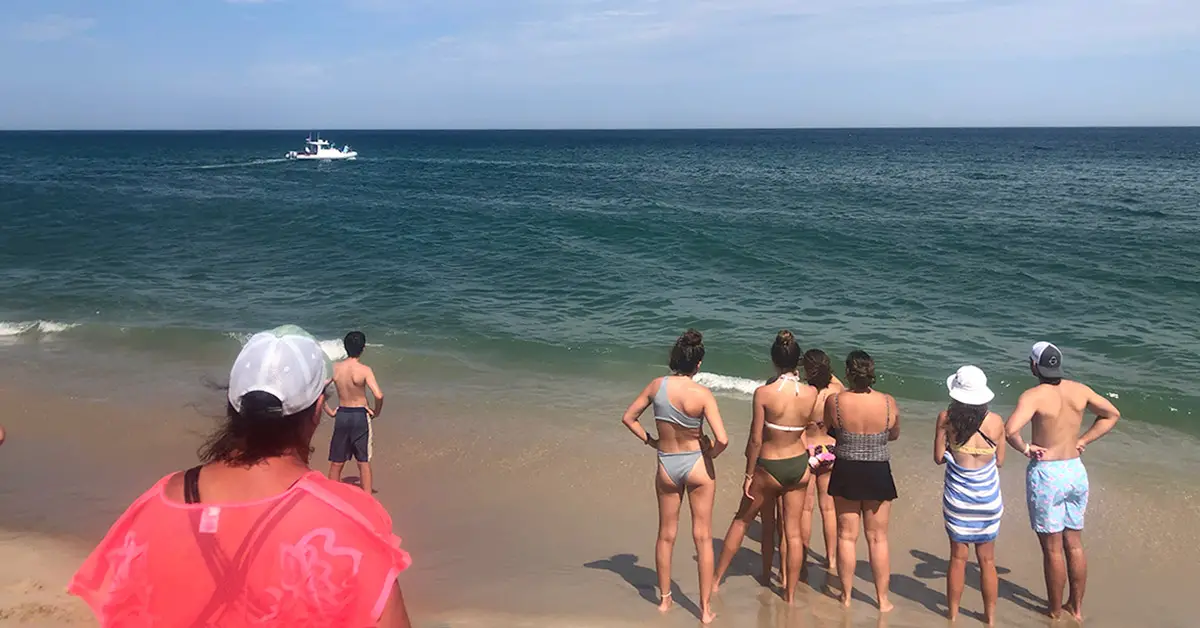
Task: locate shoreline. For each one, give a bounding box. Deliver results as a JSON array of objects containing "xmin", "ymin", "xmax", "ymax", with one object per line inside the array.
[{"xmin": 1, "ymin": 353, "xmax": 1198, "ymax": 627}]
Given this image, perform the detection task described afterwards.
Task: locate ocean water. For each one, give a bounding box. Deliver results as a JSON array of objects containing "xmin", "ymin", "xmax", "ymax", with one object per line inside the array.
[{"xmin": 1, "ymin": 129, "xmax": 1198, "ymax": 432}]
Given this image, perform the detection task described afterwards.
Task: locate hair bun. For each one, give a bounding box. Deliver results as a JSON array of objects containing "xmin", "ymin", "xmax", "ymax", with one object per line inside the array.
[
  {"xmin": 776, "ymin": 330, "xmax": 795, "ymax": 347},
  {"xmin": 681, "ymin": 329, "xmax": 703, "ymax": 347}
]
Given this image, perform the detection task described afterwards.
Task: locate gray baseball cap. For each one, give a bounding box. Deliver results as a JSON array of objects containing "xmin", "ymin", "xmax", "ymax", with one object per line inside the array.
[{"xmin": 1030, "ymin": 341, "xmax": 1063, "ymax": 379}]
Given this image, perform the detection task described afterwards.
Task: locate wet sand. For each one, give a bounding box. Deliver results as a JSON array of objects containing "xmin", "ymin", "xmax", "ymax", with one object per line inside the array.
[{"xmin": 1, "ymin": 352, "xmax": 1198, "ymax": 627}]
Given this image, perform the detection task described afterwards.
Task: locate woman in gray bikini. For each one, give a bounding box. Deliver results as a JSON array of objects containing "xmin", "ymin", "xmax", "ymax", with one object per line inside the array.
[
  {"xmin": 712, "ymin": 331, "xmax": 820, "ymax": 604},
  {"xmin": 621, "ymin": 329, "xmax": 729, "ymax": 624}
]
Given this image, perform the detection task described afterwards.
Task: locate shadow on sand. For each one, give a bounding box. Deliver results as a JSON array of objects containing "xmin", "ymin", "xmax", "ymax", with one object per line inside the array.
[
  {"xmin": 909, "ymin": 548, "xmax": 1046, "ymax": 615},
  {"xmin": 339, "ymin": 476, "xmax": 379, "ymax": 494},
  {"xmin": 583, "ymin": 553, "xmax": 703, "ymax": 620}
]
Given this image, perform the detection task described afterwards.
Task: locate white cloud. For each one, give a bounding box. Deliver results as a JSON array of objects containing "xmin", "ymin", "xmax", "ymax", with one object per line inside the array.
[{"xmin": 15, "ymin": 14, "xmax": 95, "ymax": 43}]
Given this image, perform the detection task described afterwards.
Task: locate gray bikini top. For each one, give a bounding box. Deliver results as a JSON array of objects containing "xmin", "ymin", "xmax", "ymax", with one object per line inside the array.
[{"xmin": 653, "ymin": 376, "xmax": 704, "ymax": 429}]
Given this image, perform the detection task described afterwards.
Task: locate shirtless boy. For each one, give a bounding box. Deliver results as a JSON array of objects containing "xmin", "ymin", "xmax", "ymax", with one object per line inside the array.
[
  {"xmin": 325, "ymin": 331, "xmax": 384, "ymax": 494},
  {"xmin": 1005, "ymin": 342, "xmax": 1120, "ymax": 622}
]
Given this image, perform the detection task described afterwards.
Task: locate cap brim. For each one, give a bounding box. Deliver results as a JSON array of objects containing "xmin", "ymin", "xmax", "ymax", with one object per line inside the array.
[
  {"xmin": 1035, "ymin": 365, "xmax": 1063, "ymax": 379},
  {"xmin": 948, "ymin": 386, "xmax": 995, "ymax": 406}
]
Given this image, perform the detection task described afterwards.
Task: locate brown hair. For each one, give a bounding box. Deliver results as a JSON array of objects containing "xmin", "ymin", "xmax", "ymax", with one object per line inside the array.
[
  {"xmin": 200, "ymin": 390, "xmax": 318, "ymax": 467},
  {"xmin": 845, "ymin": 350, "xmax": 876, "ymax": 390},
  {"xmin": 770, "ymin": 330, "xmax": 801, "ymax": 371},
  {"xmin": 802, "ymin": 349, "xmax": 833, "ymax": 389},
  {"xmin": 668, "ymin": 329, "xmax": 705, "ymax": 374}
]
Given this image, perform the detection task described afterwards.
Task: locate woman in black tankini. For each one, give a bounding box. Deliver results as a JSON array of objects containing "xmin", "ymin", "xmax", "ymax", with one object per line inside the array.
[{"xmin": 824, "ymin": 350, "xmax": 900, "ymax": 612}]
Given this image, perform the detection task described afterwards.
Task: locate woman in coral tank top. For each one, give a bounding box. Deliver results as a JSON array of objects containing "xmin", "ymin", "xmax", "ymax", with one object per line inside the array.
[{"xmin": 70, "ymin": 325, "xmax": 413, "ymax": 627}]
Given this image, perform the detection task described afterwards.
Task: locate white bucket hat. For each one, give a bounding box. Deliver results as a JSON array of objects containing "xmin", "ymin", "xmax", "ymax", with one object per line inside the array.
[{"xmin": 946, "ymin": 365, "xmax": 995, "ymax": 406}]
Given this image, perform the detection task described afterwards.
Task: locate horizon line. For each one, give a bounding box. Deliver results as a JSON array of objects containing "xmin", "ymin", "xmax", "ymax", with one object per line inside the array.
[{"xmin": 2, "ymin": 124, "xmax": 1199, "ymax": 133}]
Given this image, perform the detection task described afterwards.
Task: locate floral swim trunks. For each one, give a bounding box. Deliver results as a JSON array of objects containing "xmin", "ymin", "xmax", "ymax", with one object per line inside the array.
[{"xmin": 1025, "ymin": 458, "xmax": 1089, "ymax": 534}]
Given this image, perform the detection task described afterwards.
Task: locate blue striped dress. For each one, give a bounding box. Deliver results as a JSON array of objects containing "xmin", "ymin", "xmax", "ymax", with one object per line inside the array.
[{"xmin": 942, "ymin": 451, "xmax": 1004, "ymax": 543}]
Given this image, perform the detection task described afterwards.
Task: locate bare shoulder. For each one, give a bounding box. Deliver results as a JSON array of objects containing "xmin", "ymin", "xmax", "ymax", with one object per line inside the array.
[
  {"xmin": 1063, "ymin": 379, "xmax": 1095, "ymax": 396},
  {"xmin": 162, "ymin": 470, "xmax": 186, "ymax": 501},
  {"xmin": 1017, "ymin": 385, "xmax": 1044, "ymax": 404},
  {"xmin": 936, "ymin": 409, "xmax": 949, "ymax": 424},
  {"xmin": 984, "ymin": 411, "xmax": 1005, "ymax": 433}
]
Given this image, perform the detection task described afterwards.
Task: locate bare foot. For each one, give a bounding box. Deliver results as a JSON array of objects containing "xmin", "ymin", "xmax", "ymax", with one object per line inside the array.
[
  {"xmin": 1047, "ymin": 607, "xmax": 1064, "ymax": 620},
  {"xmin": 983, "ymin": 613, "xmax": 995, "ymax": 626},
  {"xmin": 947, "ymin": 609, "xmax": 958, "ymax": 622},
  {"xmin": 878, "ymin": 598, "xmax": 894, "ymax": 613},
  {"xmin": 1062, "ymin": 603, "xmax": 1083, "ymax": 622},
  {"xmin": 710, "ymin": 579, "xmax": 720, "ymax": 595},
  {"xmin": 701, "ymin": 607, "xmax": 717, "ymax": 624},
  {"xmin": 840, "ymin": 592, "xmax": 852, "ymax": 608},
  {"xmin": 657, "ymin": 591, "xmax": 673, "ymax": 613}
]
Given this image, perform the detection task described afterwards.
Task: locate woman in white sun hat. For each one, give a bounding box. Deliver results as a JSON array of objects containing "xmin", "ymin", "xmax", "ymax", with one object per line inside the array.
[{"xmin": 934, "ymin": 365, "xmax": 1007, "ymax": 625}]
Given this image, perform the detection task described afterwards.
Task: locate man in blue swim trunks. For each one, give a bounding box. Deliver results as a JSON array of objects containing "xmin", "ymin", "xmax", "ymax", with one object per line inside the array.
[
  {"xmin": 1005, "ymin": 342, "xmax": 1120, "ymax": 622},
  {"xmin": 324, "ymin": 331, "xmax": 384, "ymax": 495}
]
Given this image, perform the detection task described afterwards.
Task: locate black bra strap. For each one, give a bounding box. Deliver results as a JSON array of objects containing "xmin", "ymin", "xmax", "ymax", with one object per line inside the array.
[{"xmin": 184, "ymin": 465, "xmax": 202, "ymax": 504}]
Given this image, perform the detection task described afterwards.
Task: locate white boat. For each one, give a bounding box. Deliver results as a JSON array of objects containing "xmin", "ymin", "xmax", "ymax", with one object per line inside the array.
[{"xmin": 285, "ymin": 135, "xmax": 357, "ymax": 160}]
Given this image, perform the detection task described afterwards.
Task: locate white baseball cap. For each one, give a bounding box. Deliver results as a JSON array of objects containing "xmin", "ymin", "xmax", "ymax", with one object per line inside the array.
[
  {"xmin": 228, "ymin": 325, "xmax": 332, "ymax": 416},
  {"xmin": 946, "ymin": 365, "xmax": 995, "ymax": 406}
]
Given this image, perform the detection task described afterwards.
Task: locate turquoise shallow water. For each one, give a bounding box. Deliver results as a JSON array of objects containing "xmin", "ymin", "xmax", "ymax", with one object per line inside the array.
[{"xmin": 1, "ymin": 129, "xmax": 1198, "ymax": 432}]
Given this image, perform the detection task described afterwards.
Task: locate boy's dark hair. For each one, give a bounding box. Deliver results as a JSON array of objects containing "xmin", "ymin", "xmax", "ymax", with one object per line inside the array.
[{"xmin": 344, "ymin": 331, "xmax": 367, "ymax": 358}]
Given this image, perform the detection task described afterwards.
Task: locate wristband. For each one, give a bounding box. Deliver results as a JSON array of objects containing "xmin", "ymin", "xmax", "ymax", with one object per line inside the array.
[{"xmin": 1023, "ymin": 444, "xmax": 1031, "ymax": 456}]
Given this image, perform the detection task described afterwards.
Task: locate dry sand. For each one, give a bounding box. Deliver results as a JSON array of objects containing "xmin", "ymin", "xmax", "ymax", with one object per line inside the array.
[{"xmin": 1, "ymin": 363, "xmax": 1199, "ymax": 627}]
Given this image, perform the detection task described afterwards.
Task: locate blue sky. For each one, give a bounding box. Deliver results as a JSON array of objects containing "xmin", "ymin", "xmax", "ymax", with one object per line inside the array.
[{"xmin": 2, "ymin": 0, "xmax": 1198, "ymax": 129}]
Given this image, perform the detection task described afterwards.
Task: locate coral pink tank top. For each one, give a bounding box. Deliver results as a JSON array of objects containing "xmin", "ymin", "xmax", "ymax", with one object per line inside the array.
[{"xmin": 69, "ymin": 471, "xmax": 412, "ymax": 627}]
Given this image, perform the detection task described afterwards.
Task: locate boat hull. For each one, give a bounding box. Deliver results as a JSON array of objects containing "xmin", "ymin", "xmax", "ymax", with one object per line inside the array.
[{"xmin": 286, "ymin": 151, "xmax": 358, "ymax": 160}]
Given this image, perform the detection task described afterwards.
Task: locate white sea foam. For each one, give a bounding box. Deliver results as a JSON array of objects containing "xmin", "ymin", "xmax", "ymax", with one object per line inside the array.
[
  {"xmin": 226, "ymin": 331, "xmax": 372, "ymax": 362},
  {"xmin": 318, "ymin": 339, "xmax": 348, "ymax": 361},
  {"xmin": 196, "ymin": 158, "xmax": 289, "ymax": 170},
  {"xmin": 37, "ymin": 321, "xmax": 79, "ymax": 333},
  {"xmin": 0, "ymin": 320, "xmax": 79, "ymax": 336},
  {"xmin": 695, "ymin": 372, "xmax": 761, "ymax": 397},
  {"xmin": 1107, "ymin": 392, "xmax": 1120, "ymax": 399}
]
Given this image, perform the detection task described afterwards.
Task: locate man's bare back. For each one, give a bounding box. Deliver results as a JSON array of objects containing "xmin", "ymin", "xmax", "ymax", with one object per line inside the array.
[
  {"xmin": 332, "ymin": 359, "xmax": 383, "ymax": 416},
  {"xmin": 1009, "ymin": 380, "xmax": 1119, "ymax": 461}
]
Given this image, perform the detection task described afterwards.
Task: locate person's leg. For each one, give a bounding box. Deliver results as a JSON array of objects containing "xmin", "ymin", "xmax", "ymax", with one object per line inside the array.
[
  {"xmin": 655, "ymin": 464, "xmax": 685, "ymax": 612},
  {"xmin": 776, "ymin": 496, "xmax": 788, "ymax": 585},
  {"xmin": 862, "ymin": 500, "xmax": 893, "ymax": 612},
  {"xmin": 781, "ymin": 484, "xmax": 809, "ymax": 604},
  {"xmin": 801, "ymin": 476, "xmax": 816, "ymax": 560},
  {"xmin": 761, "ymin": 495, "xmax": 777, "ymax": 584},
  {"xmin": 1028, "ymin": 461, "xmax": 1068, "ymax": 618},
  {"xmin": 976, "ymin": 542, "xmax": 998, "ymax": 626},
  {"xmin": 817, "ymin": 472, "xmax": 837, "ymax": 574},
  {"xmin": 1062, "ymin": 460, "xmax": 1089, "ymax": 621},
  {"xmin": 327, "ymin": 412, "xmax": 349, "ymax": 482},
  {"xmin": 351, "ymin": 414, "xmax": 374, "ymax": 493},
  {"xmin": 686, "ymin": 457, "xmax": 718, "ymax": 624},
  {"xmin": 357, "ymin": 462, "xmax": 373, "ymax": 494},
  {"xmin": 833, "ymin": 496, "xmax": 861, "ymax": 607},
  {"xmin": 1062, "ymin": 529, "xmax": 1087, "ymax": 621},
  {"xmin": 713, "ymin": 475, "xmax": 769, "ymax": 593},
  {"xmin": 327, "ymin": 461, "xmax": 345, "ymax": 482},
  {"xmin": 1037, "ymin": 532, "xmax": 1066, "ymax": 618},
  {"xmin": 946, "ymin": 540, "xmax": 968, "ymax": 621}
]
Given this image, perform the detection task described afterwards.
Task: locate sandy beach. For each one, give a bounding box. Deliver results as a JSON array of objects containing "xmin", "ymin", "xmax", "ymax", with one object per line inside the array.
[{"xmin": 1, "ymin": 345, "xmax": 1199, "ymax": 628}]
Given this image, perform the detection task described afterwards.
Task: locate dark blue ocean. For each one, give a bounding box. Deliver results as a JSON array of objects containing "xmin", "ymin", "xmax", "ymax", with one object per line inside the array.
[{"xmin": 1, "ymin": 129, "xmax": 1198, "ymax": 432}]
